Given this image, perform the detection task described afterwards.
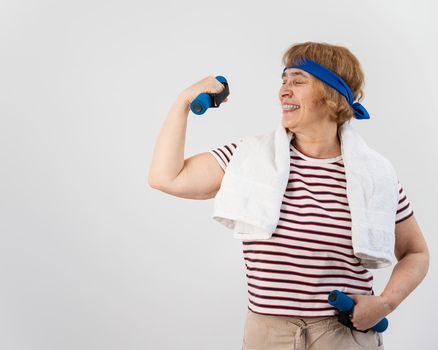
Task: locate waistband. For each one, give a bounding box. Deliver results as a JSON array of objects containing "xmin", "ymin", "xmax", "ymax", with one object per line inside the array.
[{"xmin": 247, "ymin": 309, "xmax": 341, "ymax": 332}]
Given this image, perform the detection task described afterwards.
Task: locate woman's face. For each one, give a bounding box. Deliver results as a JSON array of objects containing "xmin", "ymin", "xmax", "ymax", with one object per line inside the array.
[{"xmin": 279, "ymin": 68, "xmax": 329, "ymax": 132}]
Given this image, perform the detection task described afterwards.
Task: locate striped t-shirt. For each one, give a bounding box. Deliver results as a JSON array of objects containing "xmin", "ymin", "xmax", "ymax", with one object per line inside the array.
[{"xmin": 209, "ymin": 140, "xmax": 414, "ymax": 317}]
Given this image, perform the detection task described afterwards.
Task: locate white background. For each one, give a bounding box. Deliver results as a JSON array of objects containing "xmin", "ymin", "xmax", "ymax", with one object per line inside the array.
[{"xmin": 1, "ymin": 0, "xmax": 437, "ymax": 349}]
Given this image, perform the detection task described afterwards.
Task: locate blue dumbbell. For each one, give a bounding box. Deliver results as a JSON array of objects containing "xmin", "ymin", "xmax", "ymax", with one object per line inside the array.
[
  {"xmin": 328, "ymin": 290, "xmax": 389, "ymax": 333},
  {"xmin": 190, "ymin": 76, "xmax": 229, "ymax": 115}
]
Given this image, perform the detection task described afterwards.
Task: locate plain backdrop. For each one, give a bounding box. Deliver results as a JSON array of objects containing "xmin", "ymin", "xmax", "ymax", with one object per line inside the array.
[{"xmin": 1, "ymin": 0, "xmax": 437, "ymax": 349}]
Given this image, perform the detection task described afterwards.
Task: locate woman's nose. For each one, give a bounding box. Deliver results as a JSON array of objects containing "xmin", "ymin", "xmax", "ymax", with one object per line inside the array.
[
  {"xmin": 282, "ymin": 87, "xmax": 294, "ymax": 97},
  {"xmin": 281, "ymin": 83, "xmax": 293, "ymax": 93}
]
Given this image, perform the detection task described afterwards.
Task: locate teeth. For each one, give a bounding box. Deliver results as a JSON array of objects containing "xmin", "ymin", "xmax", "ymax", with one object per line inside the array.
[{"xmin": 282, "ymin": 104, "xmax": 300, "ymax": 110}]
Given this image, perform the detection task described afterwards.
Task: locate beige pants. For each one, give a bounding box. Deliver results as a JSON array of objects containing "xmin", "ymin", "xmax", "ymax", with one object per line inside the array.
[{"xmin": 243, "ymin": 309, "xmax": 384, "ymax": 350}]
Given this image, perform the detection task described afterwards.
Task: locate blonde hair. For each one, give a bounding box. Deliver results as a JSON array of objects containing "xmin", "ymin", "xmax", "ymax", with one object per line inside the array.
[{"xmin": 282, "ymin": 42, "xmax": 365, "ymax": 125}]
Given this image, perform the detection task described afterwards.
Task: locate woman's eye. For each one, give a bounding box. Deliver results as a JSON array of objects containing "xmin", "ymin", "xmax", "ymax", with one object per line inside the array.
[{"xmin": 282, "ymin": 81, "xmax": 303, "ymax": 85}]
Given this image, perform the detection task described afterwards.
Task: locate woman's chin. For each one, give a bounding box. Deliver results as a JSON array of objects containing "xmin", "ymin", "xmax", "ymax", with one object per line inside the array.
[{"xmin": 282, "ymin": 114, "xmax": 298, "ymax": 127}]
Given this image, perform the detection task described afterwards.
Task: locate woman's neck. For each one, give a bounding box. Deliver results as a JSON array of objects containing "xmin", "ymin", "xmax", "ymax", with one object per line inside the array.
[{"xmin": 291, "ymin": 129, "xmax": 341, "ymax": 159}]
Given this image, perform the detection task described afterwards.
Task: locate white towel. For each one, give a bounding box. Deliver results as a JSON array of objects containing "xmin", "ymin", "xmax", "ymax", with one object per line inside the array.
[{"xmin": 212, "ymin": 121, "xmax": 399, "ymax": 269}]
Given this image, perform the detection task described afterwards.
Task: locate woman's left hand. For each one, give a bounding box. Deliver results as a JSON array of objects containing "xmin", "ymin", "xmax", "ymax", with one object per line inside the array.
[{"xmin": 349, "ymin": 295, "xmax": 392, "ymax": 331}]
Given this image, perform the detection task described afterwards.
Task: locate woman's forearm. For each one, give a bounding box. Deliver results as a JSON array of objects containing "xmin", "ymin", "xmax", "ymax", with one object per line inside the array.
[
  {"xmin": 148, "ymin": 95, "xmax": 190, "ymax": 187},
  {"xmin": 380, "ymin": 251, "xmax": 429, "ymax": 313}
]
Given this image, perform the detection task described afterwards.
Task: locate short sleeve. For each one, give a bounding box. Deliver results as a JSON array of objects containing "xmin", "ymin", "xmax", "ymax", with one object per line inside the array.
[
  {"xmin": 208, "ymin": 141, "xmax": 241, "ymax": 172},
  {"xmin": 395, "ymin": 179, "xmax": 414, "ymax": 224}
]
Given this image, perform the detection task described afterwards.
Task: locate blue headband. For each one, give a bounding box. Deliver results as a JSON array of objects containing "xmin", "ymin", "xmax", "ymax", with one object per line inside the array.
[{"xmin": 283, "ymin": 59, "xmax": 370, "ymax": 120}]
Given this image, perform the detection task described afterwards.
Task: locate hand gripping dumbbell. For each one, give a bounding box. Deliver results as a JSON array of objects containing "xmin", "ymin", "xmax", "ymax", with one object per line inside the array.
[
  {"xmin": 328, "ymin": 290, "xmax": 389, "ymax": 333},
  {"xmin": 190, "ymin": 76, "xmax": 229, "ymax": 115}
]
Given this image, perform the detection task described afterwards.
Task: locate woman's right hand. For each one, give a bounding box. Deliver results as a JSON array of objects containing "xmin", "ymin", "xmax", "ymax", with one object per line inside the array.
[{"xmin": 178, "ymin": 76, "xmax": 229, "ymax": 108}]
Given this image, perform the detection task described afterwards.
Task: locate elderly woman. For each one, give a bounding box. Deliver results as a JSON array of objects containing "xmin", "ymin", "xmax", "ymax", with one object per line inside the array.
[{"xmin": 148, "ymin": 42, "xmax": 429, "ymax": 349}]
